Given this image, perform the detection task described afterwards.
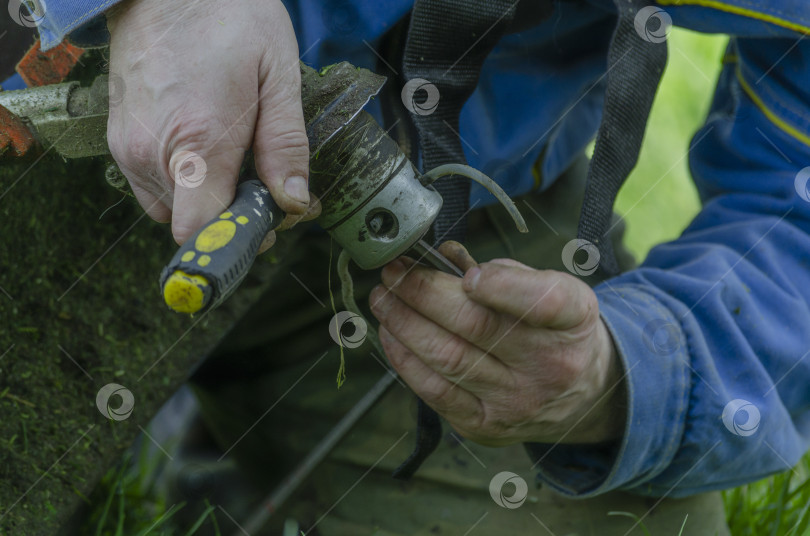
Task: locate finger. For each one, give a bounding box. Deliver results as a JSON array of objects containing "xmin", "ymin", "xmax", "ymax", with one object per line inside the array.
[
  {"xmin": 108, "ymin": 118, "xmax": 174, "ymax": 221},
  {"xmin": 169, "ymin": 146, "xmax": 244, "ymax": 244},
  {"xmin": 257, "ymin": 230, "xmax": 276, "ymax": 254},
  {"xmin": 275, "ymin": 194, "xmax": 321, "ymax": 231},
  {"xmin": 378, "ymin": 325, "xmax": 483, "ymax": 428},
  {"xmin": 380, "ymin": 259, "xmax": 534, "ymax": 354},
  {"xmin": 370, "ymin": 284, "xmax": 511, "ymax": 394},
  {"xmin": 130, "ymin": 186, "xmax": 171, "ymax": 223},
  {"xmin": 489, "ymin": 257, "xmax": 531, "ymax": 270},
  {"xmin": 119, "ymin": 167, "xmax": 172, "ymax": 223},
  {"xmin": 463, "ymin": 262, "xmax": 597, "ymax": 330},
  {"xmin": 253, "ymin": 38, "xmax": 310, "ymax": 215},
  {"xmin": 437, "ymin": 240, "xmax": 477, "ymax": 272}
]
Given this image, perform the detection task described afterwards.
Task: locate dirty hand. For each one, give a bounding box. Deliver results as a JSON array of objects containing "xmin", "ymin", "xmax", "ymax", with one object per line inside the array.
[
  {"xmin": 370, "ymin": 248, "xmax": 625, "ymax": 446},
  {"xmin": 106, "ymin": 0, "xmax": 315, "ymax": 247}
]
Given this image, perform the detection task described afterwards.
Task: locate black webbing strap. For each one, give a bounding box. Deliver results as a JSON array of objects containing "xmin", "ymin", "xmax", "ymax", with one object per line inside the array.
[
  {"xmin": 576, "ymin": 1, "xmax": 668, "ymax": 276},
  {"xmin": 393, "ymin": 0, "xmax": 520, "ymax": 480},
  {"xmin": 402, "ymin": 0, "xmax": 519, "ymax": 244}
]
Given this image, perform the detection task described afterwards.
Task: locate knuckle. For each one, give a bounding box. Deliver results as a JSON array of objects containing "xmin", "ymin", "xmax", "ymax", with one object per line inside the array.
[
  {"xmin": 420, "ymin": 376, "xmax": 453, "ymax": 406},
  {"xmin": 259, "ymin": 128, "xmax": 310, "ymax": 161},
  {"xmin": 579, "ymin": 285, "xmax": 600, "ymax": 322},
  {"xmin": 478, "ymin": 263, "xmax": 505, "ymax": 290},
  {"xmin": 164, "ymin": 115, "xmax": 217, "ymax": 152},
  {"xmin": 559, "ymin": 350, "xmax": 590, "ymax": 384},
  {"xmin": 408, "ymin": 269, "xmax": 435, "ymax": 302},
  {"xmin": 428, "ymin": 337, "xmax": 468, "ymax": 378},
  {"xmin": 460, "ymin": 306, "xmax": 500, "ymax": 343},
  {"xmin": 171, "ymin": 218, "xmax": 197, "ymax": 245},
  {"xmin": 119, "ymin": 129, "xmax": 157, "ymax": 171},
  {"xmin": 481, "ymin": 415, "xmax": 518, "ymax": 442},
  {"xmin": 505, "ymin": 400, "xmax": 535, "ymax": 427},
  {"xmin": 545, "ymin": 288, "xmax": 568, "ymax": 317},
  {"xmin": 530, "ymin": 282, "xmax": 567, "ymax": 325},
  {"xmin": 469, "ymin": 406, "xmax": 506, "ymax": 443}
]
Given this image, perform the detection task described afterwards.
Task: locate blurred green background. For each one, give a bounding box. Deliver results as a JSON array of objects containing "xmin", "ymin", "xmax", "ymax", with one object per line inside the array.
[{"xmin": 615, "ymin": 27, "xmax": 727, "ymax": 260}]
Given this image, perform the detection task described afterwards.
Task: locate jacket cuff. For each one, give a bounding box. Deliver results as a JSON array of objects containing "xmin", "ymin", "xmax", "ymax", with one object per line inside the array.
[{"xmin": 526, "ymin": 284, "xmax": 691, "ymax": 497}]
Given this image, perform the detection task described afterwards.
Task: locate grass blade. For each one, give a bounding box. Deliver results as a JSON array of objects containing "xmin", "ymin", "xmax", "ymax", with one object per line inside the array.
[
  {"xmin": 183, "ymin": 504, "xmax": 217, "ymax": 536},
  {"xmin": 771, "ymin": 472, "xmax": 793, "ymax": 536},
  {"xmin": 677, "ymin": 514, "xmax": 688, "ymax": 536},
  {"xmin": 607, "ymin": 511, "xmax": 652, "ymax": 536},
  {"xmin": 95, "ymin": 463, "xmax": 128, "ymax": 536},
  {"xmin": 135, "ymin": 503, "xmax": 185, "ymax": 536}
]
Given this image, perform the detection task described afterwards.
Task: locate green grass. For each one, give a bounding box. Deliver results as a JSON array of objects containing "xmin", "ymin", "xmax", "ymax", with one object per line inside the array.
[
  {"xmin": 82, "ymin": 444, "xmax": 221, "ymax": 536},
  {"xmin": 622, "ymin": 28, "xmax": 810, "ymax": 536},
  {"xmin": 723, "ymin": 456, "xmax": 810, "ymax": 536}
]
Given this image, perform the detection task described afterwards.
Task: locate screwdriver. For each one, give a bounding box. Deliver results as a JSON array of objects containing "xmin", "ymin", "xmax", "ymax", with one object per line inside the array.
[{"xmin": 160, "ymin": 180, "xmax": 283, "ymax": 314}]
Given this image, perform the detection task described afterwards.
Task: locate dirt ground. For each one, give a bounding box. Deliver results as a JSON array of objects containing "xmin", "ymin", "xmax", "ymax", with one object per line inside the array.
[{"xmin": 0, "ymin": 153, "xmax": 281, "ymax": 534}]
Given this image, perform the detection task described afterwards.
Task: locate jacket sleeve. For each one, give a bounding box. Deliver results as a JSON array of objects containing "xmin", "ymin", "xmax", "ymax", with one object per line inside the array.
[
  {"xmin": 530, "ymin": 3, "xmax": 810, "ymax": 497},
  {"xmin": 21, "ymin": 0, "xmax": 122, "ymax": 50}
]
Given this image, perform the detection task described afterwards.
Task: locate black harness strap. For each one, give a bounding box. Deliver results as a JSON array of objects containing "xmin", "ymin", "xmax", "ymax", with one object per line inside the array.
[
  {"xmin": 394, "ymin": 0, "xmax": 520, "ymax": 480},
  {"xmin": 576, "ymin": 1, "xmax": 668, "ymax": 276},
  {"xmin": 402, "ymin": 0, "xmax": 520, "ymax": 245}
]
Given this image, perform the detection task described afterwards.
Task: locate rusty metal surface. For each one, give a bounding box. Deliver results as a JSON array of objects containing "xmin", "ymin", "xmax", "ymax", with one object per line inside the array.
[
  {"xmin": 0, "ymin": 103, "xmax": 36, "ymax": 157},
  {"xmin": 16, "ymin": 40, "xmax": 85, "ymax": 87}
]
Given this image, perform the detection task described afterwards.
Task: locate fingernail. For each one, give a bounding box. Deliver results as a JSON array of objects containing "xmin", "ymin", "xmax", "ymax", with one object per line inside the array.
[
  {"xmin": 464, "ymin": 266, "xmax": 481, "ymax": 291},
  {"xmin": 284, "ymin": 175, "xmax": 309, "ymax": 205}
]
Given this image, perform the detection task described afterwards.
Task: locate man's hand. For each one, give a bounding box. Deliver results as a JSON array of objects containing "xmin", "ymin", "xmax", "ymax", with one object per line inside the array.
[
  {"xmin": 106, "ymin": 0, "xmax": 311, "ymax": 245},
  {"xmin": 370, "ymin": 255, "xmax": 626, "ymax": 446}
]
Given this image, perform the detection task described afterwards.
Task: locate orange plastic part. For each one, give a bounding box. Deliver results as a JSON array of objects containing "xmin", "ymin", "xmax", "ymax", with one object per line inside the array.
[
  {"xmin": 15, "ymin": 39, "xmax": 85, "ymax": 87},
  {"xmin": 0, "ymin": 104, "xmax": 36, "ymax": 157}
]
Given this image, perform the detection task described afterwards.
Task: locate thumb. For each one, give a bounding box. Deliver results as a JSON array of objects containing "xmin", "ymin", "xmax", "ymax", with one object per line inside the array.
[
  {"xmin": 169, "ymin": 146, "xmax": 243, "ymax": 244},
  {"xmin": 462, "ymin": 263, "xmax": 596, "ymax": 330},
  {"xmin": 253, "ymin": 59, "xmax": 310, "ymax": 216}
]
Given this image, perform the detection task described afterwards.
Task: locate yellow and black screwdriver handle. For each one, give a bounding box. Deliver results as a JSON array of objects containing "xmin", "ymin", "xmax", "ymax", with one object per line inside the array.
[{"xmin": 159, "ymin": 180, "xmax": 284, "ymax": 314}]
